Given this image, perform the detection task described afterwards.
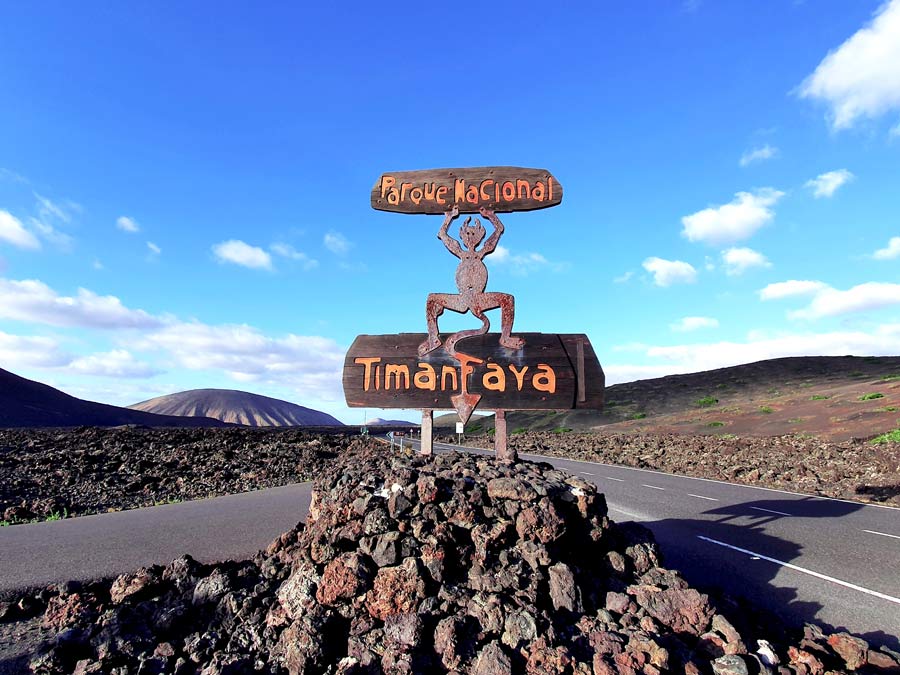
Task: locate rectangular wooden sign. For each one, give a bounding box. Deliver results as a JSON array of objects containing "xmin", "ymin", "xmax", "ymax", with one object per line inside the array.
[
  {"xmin": 343, "ymin": 333, "xmax": 603, "ymax": 411},
  {"xmin": 371, "ymin": 167, "xmax": 563, "ymax": 215}
]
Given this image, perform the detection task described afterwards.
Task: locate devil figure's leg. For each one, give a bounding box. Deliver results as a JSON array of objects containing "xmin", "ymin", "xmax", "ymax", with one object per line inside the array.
[
  {"xmin": 477, "ymin": 292, "xmax": 524, "ymax": 350},
  {"xmin": 419, "ymin": 293, "xmax": 468, "ymax": 356}
]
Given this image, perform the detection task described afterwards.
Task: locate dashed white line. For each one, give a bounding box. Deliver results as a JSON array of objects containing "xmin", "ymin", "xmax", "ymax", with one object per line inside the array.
[
  {"xmin": 601, "ymin": 476, "xmax": 625, "ymax": 482},
  {"xmin": 863, "ymin": 529, "xmax": 900, "ymax": 541},
  {"xmin": 580, "ymin": 471, "xmax": 595, "ymax": 476},
  {"xmin": 688, "ymin": 493, "xmax": 719, "ymax": 501},
  {"xmin": 697, "ymin": 536, "xmax": 900, "ymax": 605},
  {"xmin": 642, "ymin": 484, "xmax": 665, "ymax": 491},
  {"xmin": 749, "ymin": 506, "xmax": 791, "ymax": 517}
]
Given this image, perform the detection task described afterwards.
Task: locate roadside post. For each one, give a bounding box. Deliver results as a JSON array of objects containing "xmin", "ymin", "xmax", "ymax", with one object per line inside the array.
[
  {"xmin": 343, "ymin": 167, "xmax": 605, "ymax": 462},
  {"xmin": 456, "ymin": 421, "xmax": 463, "ymax": 445}
]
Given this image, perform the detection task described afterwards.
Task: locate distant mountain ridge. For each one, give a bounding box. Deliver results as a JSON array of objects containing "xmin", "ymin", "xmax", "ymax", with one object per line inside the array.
[
  {"xmin": 129, "ymin": 389, "xmax": 343, "ymax": 427},
  {"xmin": 0, "ymin": 367, "xmax": 226, "ymax": 428}
]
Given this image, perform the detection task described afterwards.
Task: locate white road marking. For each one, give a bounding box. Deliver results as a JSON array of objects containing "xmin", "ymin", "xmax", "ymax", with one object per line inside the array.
[
  {"xmin": 688, "ymin": 493, "xmax": 719, "ymax": 501},
  {"xmin": 580, "ymin": 471, "xmax": 595, "ymax": 476},
  {"xmin": 863, "ymin": 529, "xmax": 900, "ymax": 541},
  {"xmin": 642, "ymin": 484, "xmax": 665, "ymax": 491},
  {"xmin": 697, "ymin": 536, "xmax": 900, "ymax": 606},
  {"xmin": 608, "ymin": 505, "xmax": 651, "ymax": 521},
  {"xmin": 509, "ymin": 449, "xmax": 900, "ymax": 511},
  {"xmin": 749, "ymin": 506, "xmax": 791, "ymax": 517},
  {"xmin": 602, "ymin": 476, "xmax": 625, "ymax": 482}
]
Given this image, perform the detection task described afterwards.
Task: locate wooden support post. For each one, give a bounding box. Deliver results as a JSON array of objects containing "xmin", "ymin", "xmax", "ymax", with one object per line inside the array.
[
  {"xmin": 494, "ymin": 410, "xmax": 516, "ymax": 463},
  {"xmin": 420, "ymin": 409, "xmax": 433, "ymax": 456}
]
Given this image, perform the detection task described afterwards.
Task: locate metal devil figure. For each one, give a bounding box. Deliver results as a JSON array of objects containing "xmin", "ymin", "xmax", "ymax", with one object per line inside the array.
[{"xmin": 344, "ymin": 166, "xmax": 604, "ymax": 462}]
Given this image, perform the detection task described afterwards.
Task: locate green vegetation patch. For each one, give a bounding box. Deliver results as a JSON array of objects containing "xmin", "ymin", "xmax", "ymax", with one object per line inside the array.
[
  {"xmin": 629, "ymin": 412, "xmax": 647, "ymax": 420},
  {"xmin": 706, "ymin": 421, "xmax": 724, "ymax": 427},
  {"xmin": 880, "ymin": 374, "xmax": 900, "ymax": 382},
  {"xmin": 552, "ymin": 427, "xmax": 573, "ymax": 434},
  {"xmin": 759, "ymin": 406, "xmax": 774, "ymax": 414},
  {"xmin": 871, "ymin": 429, "xmax": 900, "ymax": 444},
  {"xmin": 810, "ymin": 394, "xmax": 830, "ymax": 400},
  {"xmin": 859, "ymin": 393, "xmax": 885, "ymax": 401},
  {"xmin": 512, "ymin": 427, "xmax": 528, "ymax": 435},
  {"xmin": 876, "ymin": 406, "xmax": 898, "ymax": 412},
  {"xmin": 696, "ymin": 396, "xmax": 718, "ymax": 408}
]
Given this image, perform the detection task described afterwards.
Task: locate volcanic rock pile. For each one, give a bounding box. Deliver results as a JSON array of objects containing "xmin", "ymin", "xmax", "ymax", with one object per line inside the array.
[
  {"xmin": 15, "ymin": 446, "xmax": 900, "ymax": 674},
  {"xmin": 0, "ymin": 427, "xmax": 353, "ymax": 522},
  {"xmin": 451, "ymin": 432, "xmax": 900, "ymax": 506}
]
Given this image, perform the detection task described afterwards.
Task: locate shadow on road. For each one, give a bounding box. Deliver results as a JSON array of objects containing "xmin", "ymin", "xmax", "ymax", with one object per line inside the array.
[{"xmin": 632, "ymin": 496, "xmax": 900, "ymax": 652}]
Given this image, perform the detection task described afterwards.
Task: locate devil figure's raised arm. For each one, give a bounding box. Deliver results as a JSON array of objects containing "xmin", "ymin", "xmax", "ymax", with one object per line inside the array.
[
  {"xmin": 438, "ymin": 204, "xmax": 462, "ymax": 258},
  {"xmin": 478, "ymin": 207, "xmax": 504, "ymax": 256}
]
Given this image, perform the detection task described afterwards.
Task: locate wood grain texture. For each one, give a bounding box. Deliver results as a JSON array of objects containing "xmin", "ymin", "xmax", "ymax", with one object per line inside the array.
[
  {"xmin": 343, "ymin": 333, "xmax": 602, "ymax": 411},
  {"xmin": 371, "ymin": 167, "xmax": 563, "ymax": 214}
]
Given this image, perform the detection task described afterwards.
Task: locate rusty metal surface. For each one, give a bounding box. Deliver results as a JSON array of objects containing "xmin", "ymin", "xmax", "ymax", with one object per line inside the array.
[{"xmin": 419, "ymin": 206, "xmax": 523, "ymax": 358}]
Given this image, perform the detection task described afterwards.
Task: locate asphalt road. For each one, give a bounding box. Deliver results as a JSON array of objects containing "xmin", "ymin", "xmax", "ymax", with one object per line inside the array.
[
  {"xmin": 412, "ymin": 439, "xmax": 900, "ymax": 649},
  {"xmin": 2, "ymin": 440, "xmax": 897, "ymax": 649}
]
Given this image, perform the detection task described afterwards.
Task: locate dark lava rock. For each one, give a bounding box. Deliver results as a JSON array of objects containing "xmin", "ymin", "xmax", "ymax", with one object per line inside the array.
[{"xmin": 17, "ymin": 443, "xmax": 899, "ymax": 675}]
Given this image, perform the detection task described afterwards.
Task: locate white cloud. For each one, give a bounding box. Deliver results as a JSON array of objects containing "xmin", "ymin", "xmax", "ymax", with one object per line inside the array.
[
  {"xmin": 147, "ymin": 241, "xmax": 161, "ymax": 255},
  {"xmin": 135, "ymin": 321, "xmax": 345, "ymax": 400},
  {"xmin": 491, "ymin": 245, "xmax": 567, "ymax": 276},
  {"xmin": 872, "ymin": 236, "xmax": 900, "ymax": 260},
  {"xmin": 670, "ymin": 316, "xmax": 719, "ymax": 332},
  {"xmin": 212, "ymin": 240, "xmax": 273, "ymax": 270},
  {"xmin": 788, "ymin": 282, "xmax": 900, "ymax": 320},
  {"xmin": 613, "ymin": 271, "xmax": 634, "ymax": 284},
  {"xmin": 68, "ymin": 349, "xmax": 161, "ymax": 378},
  {"xmin": 34, "ymin": 194, "xmax": 72, "ymax": 223},
  {"xmin": 0, "ymin": 331, "xmax": 70, "ymax": 368},
  {"xmin": 29, "ymin": 217, "xmax": 72, "ymax": 249},
  {"xmin": 805, "ymin": 169, "xmax": 854, "ymax": 198},
  {"xmin": 0, "ymin": 278, "xmax": 162, "ymax": 329},
  {"xmin": 271, "ymin": 243, "xmax": 319, "ymax": 270},
  {"xmin": 759, "ymin": 280, "xmax": 829, "ymax": 301},
  {"xmin": 324, "ymin": 231, "xmax": 351, "ymax": 255},
  {"xmin": 92, "ymin": 260, "xmax": 104, "ymax": 270},
  {"xmin": 606, "ymin": 324, "xmax": 900, "ymax": 384},
  {"xmin": 0, "ymin": 210, "xmax": 41, "ymax": 250},
  {"xmin": 642, "ymin": 257, "xmax": 697, "ymax": 287},
  {"xmin": 739, "ymin": 144, "xmax": 779, "ymax": 167},
  {"xmin": 681, "ymin": 188, "xmax": 784, "ymax": 245},
  {"xmin": 797, "ymin": 0, "xmax": 900, "ymax": 130},
  {"xmin": 722, "ymin": 247, "xmax": 772, "ymax": 276},
  {"xmin": 116, "ymin": 216, "xmax": 140, "ymax": 233}
]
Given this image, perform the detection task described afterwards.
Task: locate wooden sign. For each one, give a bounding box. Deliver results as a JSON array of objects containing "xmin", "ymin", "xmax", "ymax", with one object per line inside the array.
[
  {"xmin": 343, "ymin": 333, "xmax": 603, "ymax": 411},
  {"xmin": 371, "ymin": 167, "xmax": 563, "ymax": 215}
]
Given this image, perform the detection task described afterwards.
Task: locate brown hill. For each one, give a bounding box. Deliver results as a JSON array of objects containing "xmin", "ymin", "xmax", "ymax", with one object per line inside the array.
[
  {"xmin": 0, "ymin": 367, "xmax": 226, "ymax": 428},
  {"xmin": 457, "ymin": 355, "xmax": 900, "ymax": 442},
  {"xmin": 129, "ymin": 389, "xmax": 343, "ymax": 427}
]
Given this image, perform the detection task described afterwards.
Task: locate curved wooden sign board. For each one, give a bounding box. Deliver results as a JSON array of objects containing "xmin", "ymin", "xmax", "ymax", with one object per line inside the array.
[
  {"xmin": 343, "ymin": 333, "xmax": 603, "ymax": 411},
  {"xmin": 371, "ymin": 167, "xmax": 563, "ymax": 215}
]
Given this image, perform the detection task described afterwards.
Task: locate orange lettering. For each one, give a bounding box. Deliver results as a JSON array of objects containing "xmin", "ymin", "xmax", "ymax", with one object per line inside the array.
[
  {"xmin": 548, "ymin": 176, "xmax": 554, "ymax": 201},
  {"xmin": 375, "ymin": 364, "xmax": 381, "ymax": 390},
  {"xmin": 424, "ymin": 182, "xmax": 437, "ymax": 202},
  {"xmin": 531, "ymin": 181, "xmax": 545, "ymax": 202},
  {"xmin": 414, "ymin": 363, "xmax": 437, "ymax": 390},
  {"xmin": 483, "ymin": 363, "xmax": 506, "ymax": 391},
  {"xmin": 516, "ymin": 179, "xmax": 531, "ymax": 200},
  {"xmin": 465, "ymin": 185, "xmax": 479, "ymax": 204},
  {"xmin": 501, "ymin": 181, "xmax": 515, "ymax": 201},
  {"xmin": 454, "ymin": 178, "xmax": 466, "ymax": 203},
  {"xmin": 480, "ymin": 179, "xmax": 493, "ymax": 201},
  {"xmin": 508, "ymin": 364, "xmax": 529, "ymax": 391},
  {"xmin": 532, "ymin": 364, "xmax": 556, "ymax": 393},
  {"xmin": 385, "ymin": 364, "xmax": 410, "ymax": 389},
  {"xmin": 400, "ymin": 182, "xmax": 412, "ymax": 202},
  {"xmin": 441, "ymin": 366, "xmax": 458, "ymax": 391},
  {"xmin": 355, "ymin": 357, "xmax": 382, "ymax": 392},
  {"xmin": 380, "ymin": 176, "xmax": 395, "ymax": 200},
  {"xmin": 410, "ymin": 186, "xmax": 423, "ymax": 205},
  {"xmin": 436, "ymin": 186, "xmax": 448, "ymax": 204}
]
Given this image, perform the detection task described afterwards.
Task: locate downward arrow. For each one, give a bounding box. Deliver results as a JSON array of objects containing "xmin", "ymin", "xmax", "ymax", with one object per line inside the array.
[{"xmin": 451, "ymin": 392, "xmax": 482, "ymax": 426}]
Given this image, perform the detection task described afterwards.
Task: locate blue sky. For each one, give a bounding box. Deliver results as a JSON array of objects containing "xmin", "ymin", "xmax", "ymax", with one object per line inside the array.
[{"xmin": 1, "ymin": 1, "xmax": 899, "ymax": 423}]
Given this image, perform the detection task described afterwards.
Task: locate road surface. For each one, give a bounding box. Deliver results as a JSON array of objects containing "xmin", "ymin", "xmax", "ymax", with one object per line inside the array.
[{"xmin": 1, "ymin": 440, "xmax": 897, "ymax": 649}]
